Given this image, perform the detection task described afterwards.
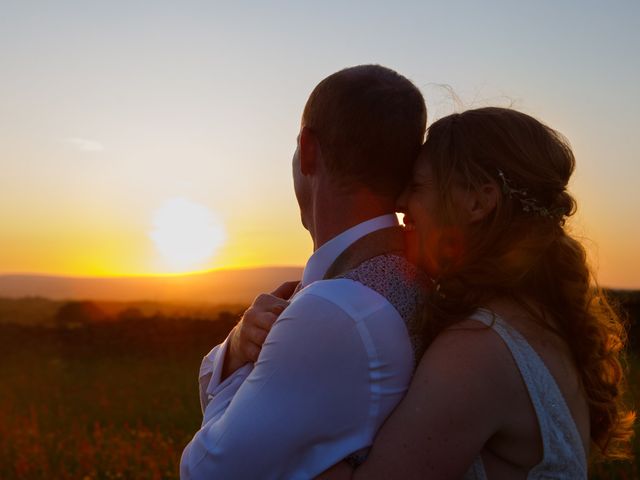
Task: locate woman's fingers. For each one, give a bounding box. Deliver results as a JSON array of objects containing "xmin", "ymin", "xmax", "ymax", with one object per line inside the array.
[
  {"xmin": 254, "ymin": 310, "xmax": 279, "ymax": 331},
  {"xmin": 242, "ymin": 340, "xmax": 262, "ymax": 363},
  {"xmin": 234, "ymin": 288, "xmax": 296, "ymax": 363},
  {"xmin": 271, "ymin": 280, "xmax": 300, "ymax": 300},
  {"xmin": 236, "ymin": 309, "xmax": 278, "ymax": 362},
  {"xmin": 243, "ymin": 306, "xmax": 279, "ymax": 330},
  {"xmin": 253, "ymin": 293, "xmax": 290, "ymax": 313},
  {"xmin": 239, "ymin": 323, "xmax": 271, "ymax": 362},
  {"xmin": 247, "ymin": 324, "xmax": 269, "ymax": 346}
]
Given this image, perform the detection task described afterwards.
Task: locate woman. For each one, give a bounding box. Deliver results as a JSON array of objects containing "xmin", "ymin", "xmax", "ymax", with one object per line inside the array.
[
  {"xmin": 235, "ymin": 107, "xmax": 634, "ymax": 478},
  {"xmin": 316, "ymin": 107, "xmax": 634, "ymax": 478}
]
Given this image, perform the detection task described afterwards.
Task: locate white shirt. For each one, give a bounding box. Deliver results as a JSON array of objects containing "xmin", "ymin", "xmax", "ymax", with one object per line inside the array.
[{"xmin": 180, "ymin": 214, "xmax": 414, "ymax": 480}]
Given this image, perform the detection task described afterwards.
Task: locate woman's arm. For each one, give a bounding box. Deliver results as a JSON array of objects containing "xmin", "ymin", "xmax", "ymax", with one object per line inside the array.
[{"xmin": 318, "ymin": 321, "xmax": 513, "ymax": 479}]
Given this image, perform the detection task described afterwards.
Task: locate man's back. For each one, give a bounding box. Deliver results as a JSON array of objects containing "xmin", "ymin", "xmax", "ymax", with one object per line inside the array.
[
  {"xmin": 181, "ymin": 217, "xmax": 424, "ymax": 479},
  {"xmin": 180, "ymin": 65, "xmax": 427, "ymax": 479}
]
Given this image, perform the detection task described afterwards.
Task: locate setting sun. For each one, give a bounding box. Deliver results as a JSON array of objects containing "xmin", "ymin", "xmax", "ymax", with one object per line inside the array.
[{"xmin": 149, "ymin": 197, "xmax": 226, "ymax": 272}]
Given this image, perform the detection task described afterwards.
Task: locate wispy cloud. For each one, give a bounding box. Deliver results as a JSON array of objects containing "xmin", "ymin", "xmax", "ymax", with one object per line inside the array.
[{"xmin": 62, "ymin": 137, "xmax": 105, "ymax": 152}]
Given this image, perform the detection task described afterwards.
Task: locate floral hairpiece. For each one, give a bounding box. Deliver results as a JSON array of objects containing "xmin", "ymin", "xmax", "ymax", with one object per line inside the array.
[{"xmin": 496, "ymin": 169, "xmax": 564, "ymax": 220}]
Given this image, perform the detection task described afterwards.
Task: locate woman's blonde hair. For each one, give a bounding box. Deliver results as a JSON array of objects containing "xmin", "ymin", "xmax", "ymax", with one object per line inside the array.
[{"xmin": 421, "ymin": 107, "xmax": 635, "ymax": 460}]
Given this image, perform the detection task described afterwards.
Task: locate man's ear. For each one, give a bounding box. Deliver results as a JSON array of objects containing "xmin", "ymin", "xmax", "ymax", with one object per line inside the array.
[
  {"xmin": 299, "ymin": 126, "xmax": 320, "ymax": 176},
  {"xmin": 466, "ymin": 182, "xmax": 499, "ymax": 223}
]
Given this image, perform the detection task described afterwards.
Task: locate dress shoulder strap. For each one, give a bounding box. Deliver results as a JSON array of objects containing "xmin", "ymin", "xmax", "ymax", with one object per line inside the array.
[{"xmin": 468, "ymin": 309, "xmax": 587, "ymax": 477}]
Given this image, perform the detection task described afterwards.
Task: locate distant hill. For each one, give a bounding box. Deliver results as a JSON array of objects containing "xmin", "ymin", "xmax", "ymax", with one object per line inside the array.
[{"xmin": 0, "ymin": 267, "xmax": 303, "ymax": 304}]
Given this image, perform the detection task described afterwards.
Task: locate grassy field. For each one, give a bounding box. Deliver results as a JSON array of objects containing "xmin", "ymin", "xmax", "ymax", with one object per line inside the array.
[
  {"xmin": 0, "ymin": 297, "xmax": 637, "ymax": 479},
  {"xmin": 0, "ymin": 316, "xmax": 236, "ymax": 480}
]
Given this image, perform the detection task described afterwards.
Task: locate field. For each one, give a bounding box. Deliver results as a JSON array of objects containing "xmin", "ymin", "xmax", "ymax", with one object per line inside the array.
[
  {"xmin": 0, "ymin": 307, "xmax": 238, "ymax": 480},
  {"xmin": 0, "ymin": 295, "xmax": 638, "ymax": 479}
]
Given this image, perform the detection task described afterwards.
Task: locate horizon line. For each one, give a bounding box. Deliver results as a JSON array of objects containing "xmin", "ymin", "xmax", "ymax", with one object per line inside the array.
[{"xmin": 0, "ymin": 264, "xmax": 306, "ymax": 280}]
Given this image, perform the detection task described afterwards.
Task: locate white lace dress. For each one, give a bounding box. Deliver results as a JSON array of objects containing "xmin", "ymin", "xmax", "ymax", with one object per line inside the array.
[{"xmin": 463, "ymin": 309, "xmax": 588, "ymax": 479}]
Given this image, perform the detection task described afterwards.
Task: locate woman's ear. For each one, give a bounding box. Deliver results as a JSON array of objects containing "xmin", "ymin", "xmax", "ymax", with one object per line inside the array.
[{"xmin": 465, "ymin": 182, "xmax": 499, "ymax": 223}]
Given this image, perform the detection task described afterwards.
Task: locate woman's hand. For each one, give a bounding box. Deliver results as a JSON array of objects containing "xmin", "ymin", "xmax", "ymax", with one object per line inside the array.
[{"xmin": 222, "ymin": 281, "xmax": 299, "ymax": 379}]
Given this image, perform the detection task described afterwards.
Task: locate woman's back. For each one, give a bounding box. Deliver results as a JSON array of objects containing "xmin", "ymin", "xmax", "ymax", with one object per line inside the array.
[
  {"xmin": 329, "ymin": 301, "xmax": 590, "ymax": 479},
  {"xmin": 461, "ymin": 303, "xmax": 589, "ymax": 479},
  {"xmin": 317, "ymin": 107, "xmax": 634, "ymax": 480}
]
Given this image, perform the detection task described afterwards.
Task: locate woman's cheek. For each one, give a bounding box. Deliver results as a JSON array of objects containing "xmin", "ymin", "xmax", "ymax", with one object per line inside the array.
[
  {"xmin": 404, "ymin": 228, "xmax": 420, "ymax": 266},
  {"xmin": 439, "ymin": 226, "xmax": 465, "ymax": 264},
  {"xmin": 422, "ymin": 232, "xmax": 441, "ymax": 276}
]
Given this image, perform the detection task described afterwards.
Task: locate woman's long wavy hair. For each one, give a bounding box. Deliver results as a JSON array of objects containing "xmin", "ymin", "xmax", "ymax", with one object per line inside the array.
[{"xmin": 420, "ymin": 107, "xmax": 635, "ymax": 461}]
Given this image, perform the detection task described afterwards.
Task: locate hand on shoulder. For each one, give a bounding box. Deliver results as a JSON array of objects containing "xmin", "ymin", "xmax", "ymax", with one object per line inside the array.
[{"xmin": 222, "ymin": 281, "xmax": 298, "ymax": 380}]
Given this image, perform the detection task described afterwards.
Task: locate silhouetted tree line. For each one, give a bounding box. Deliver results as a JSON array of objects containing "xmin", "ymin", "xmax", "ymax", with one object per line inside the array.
[
  {"xmin": 53, "ymin": 301, "xmax": 241, "ymax": 328},
  {"xmin": 50, "ymin": 301, "xmax": 242, "ymax": 357},
  {"xmin": 42, "ymin": 290, "xmax": 640, "ymax": 356},
  {"xmin": 54, "ymin": 301, "xmax": 106, "ymax": 328}
]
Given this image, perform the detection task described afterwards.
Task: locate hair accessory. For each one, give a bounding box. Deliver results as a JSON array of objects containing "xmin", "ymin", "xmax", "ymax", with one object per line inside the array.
[{"xmin": 497, "ymin": 169, "xmax": 563, "ymax": 219}]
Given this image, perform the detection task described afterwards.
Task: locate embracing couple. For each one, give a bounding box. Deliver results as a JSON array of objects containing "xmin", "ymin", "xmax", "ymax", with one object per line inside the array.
[{"xmin": 180, "ymin": 65, "xmax": 633, "ymax": 479}]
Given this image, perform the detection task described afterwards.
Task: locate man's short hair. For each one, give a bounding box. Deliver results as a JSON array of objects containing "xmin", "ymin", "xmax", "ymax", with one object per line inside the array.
[{"xmin": 302, "ymin": 65, "xmax": 426, "ymax": 197}]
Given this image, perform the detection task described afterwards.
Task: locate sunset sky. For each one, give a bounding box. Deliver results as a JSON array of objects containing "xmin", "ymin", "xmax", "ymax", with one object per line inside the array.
[{"xmin": 1, "ymin": 1, "xmax": 638, "ymax": 288}]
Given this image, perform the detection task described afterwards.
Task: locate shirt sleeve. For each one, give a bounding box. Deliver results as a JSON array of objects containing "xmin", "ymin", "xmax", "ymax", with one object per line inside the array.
[
  {"xmin": 180, "ymin": 287, "xmax": 376, "ymax": 480},
  {"xmin": 196, "ymin": 334, "xmax": 254, "ymax": 417}
]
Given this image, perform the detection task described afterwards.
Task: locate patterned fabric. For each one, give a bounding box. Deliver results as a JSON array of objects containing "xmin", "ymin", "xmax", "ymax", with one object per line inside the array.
[
  {"xmin": 463, "ymin": 309, "xmax": 588, "ymax": 480},
  {"xmin": 337, "ymin": 253, "xmax": 427, "ymax": 363},
  {"xmin": 336, "ymin": 253, "xmax": 427, "ymax": 469}
]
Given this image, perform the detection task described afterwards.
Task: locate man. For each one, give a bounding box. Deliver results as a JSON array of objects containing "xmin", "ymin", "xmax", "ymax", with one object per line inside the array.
[{"xmin": 181, "ymin": 65, "xmax": 427, "ymax": 479}]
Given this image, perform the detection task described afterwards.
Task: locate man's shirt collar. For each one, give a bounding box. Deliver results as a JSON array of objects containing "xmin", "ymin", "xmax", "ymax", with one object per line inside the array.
[{"xmin": 301, "ymin": 214, "xmax": 398, "ymax": 287}]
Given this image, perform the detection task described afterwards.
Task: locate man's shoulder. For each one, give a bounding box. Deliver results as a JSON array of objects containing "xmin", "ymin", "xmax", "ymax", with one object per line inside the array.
[
  {"xmin": 339, "ymin": 254, "xmax": 426, "ymax": 290},
  {"xmin": 338, "ymin": 254, "xmax": 427, "ymax": 359},
  {"xmin": 291, "ymin": 278, "xmax": 395, "ymax": 322},
  {"xmin": 339, "ymin": 254, "xmax": 427, "ymax": 320},
  {"xmin": 278, "ymin": 278, "xmax": 413, "ymax": 367}
]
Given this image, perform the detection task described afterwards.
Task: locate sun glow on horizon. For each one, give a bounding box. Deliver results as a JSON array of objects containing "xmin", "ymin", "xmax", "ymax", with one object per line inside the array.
[
  {"xmin": 149, "ymin": 197, "xmax": 226, "ymax": 273},
  {"xmin": 0, "ymin": 3, "xmax": 638, "ymax": 288}
]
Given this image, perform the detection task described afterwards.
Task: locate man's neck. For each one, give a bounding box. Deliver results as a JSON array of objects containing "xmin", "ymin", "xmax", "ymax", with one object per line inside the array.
[{"xmin": 308, "ymin": 188, "xmax": 396, "ymax": 251}]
